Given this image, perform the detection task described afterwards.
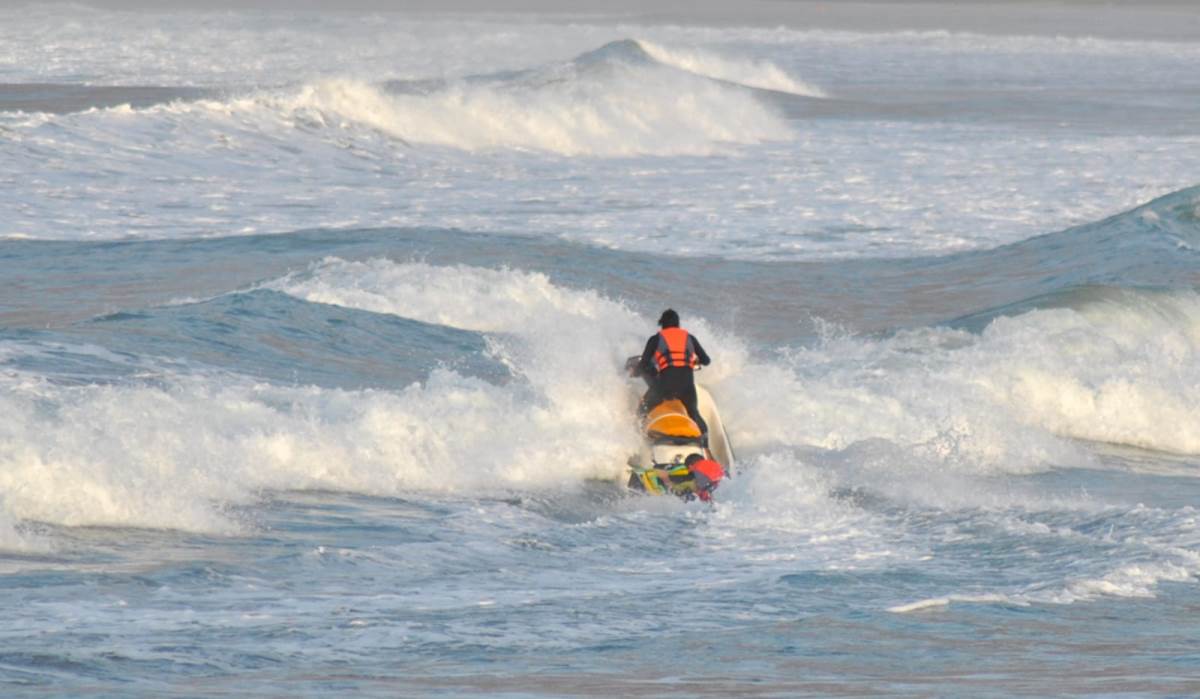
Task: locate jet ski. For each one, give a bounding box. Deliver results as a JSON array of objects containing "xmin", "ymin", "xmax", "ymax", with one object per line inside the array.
[{"xmin": 624, "ymin": 357, "xmax": 735, "ymax": 501}]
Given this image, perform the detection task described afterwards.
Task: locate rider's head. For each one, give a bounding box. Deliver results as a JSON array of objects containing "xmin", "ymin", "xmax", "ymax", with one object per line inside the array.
[{"xmin": 658, "ymin": 309, "xmax": 680, "ymax": 328}]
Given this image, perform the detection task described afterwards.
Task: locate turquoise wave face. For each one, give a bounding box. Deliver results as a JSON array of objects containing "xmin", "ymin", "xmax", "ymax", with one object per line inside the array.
[{"xmin": 3, "ymin": 183, "xmax": 1199, "ymax": 357}]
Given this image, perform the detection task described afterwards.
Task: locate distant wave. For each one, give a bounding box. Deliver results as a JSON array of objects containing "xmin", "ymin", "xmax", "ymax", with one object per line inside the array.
[
  {"xmin": 267, "ymin": 74, "xmax": 790, "ymax": 156},
  {"xmin": 634, "ymin": 40, "xmax": 826, "ymax": 97},
  {"xmin": 249, "ymin": 38, "xmax": 811, "ymax": 156},
  {"xmin": 0, "ymin": 83, "xmax": 212, "ymax": 115},
  {"xmin": 24, "ymin": 39, "xmax": 801, "ymax": 157}
]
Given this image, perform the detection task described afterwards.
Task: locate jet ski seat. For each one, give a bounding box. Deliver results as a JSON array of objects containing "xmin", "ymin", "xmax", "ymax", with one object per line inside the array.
[{"xmin": 644, "ymin": 399, "xmax": 702, "ymax": 439}]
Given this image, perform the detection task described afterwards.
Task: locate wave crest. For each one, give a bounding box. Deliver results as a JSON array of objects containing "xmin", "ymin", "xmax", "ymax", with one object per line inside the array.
[
  {"xmin": 264, "ymin": 68, "xmax": 790, "ymax": 156},
  {"xmin": 636, "ymin": 40, "xmax": 826, "ymax": 97},
  {"xmin": 151, "ymin": 39, "xmax": 803, "ymax": 157}
]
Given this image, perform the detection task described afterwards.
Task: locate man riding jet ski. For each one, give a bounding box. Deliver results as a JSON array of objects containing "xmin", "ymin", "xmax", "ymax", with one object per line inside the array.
[
  {"xmin": 636, "ymin": 309, "xmax": 711, "ymax": 441},
  {"xmin": 625, "ymin": 310, "xmax": 733, "ymax": 501}
]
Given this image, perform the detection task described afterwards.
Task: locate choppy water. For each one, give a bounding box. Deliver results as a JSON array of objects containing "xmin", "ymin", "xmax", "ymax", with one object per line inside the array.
[{"xmin": 3, "ymin": 5, "xmax": 1200, "ymax": 696}]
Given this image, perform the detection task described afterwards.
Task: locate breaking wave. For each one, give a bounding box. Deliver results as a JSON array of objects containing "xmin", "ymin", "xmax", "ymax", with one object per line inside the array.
[
  {"xmin": 635, "ymin": 40, "xmax": 826, "ymax": 96},
  {"xmin": 73, "ymin": 38, "xmax": 806, "ymax": 157}
]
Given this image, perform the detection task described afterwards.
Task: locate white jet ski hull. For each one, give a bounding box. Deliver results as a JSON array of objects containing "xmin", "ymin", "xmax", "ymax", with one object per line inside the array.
[{"xmin": 628, "ymin": 384, "xmax": 734, "ymax": 473}]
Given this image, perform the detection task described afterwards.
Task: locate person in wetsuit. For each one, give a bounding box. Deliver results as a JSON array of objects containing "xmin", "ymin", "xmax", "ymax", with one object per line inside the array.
[
  {"xmin": 637, "ymin": 309, "xmax": 711, "ymax": 440},
  {"xmin": 646, "ymin": 453, "xmax": 726, "ymax": 502}
]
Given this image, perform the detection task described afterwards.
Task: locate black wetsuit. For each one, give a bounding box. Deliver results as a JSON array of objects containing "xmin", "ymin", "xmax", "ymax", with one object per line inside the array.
[{"xmin": 637, "ymin": 329, "xmax": 711, "ymax": 437}]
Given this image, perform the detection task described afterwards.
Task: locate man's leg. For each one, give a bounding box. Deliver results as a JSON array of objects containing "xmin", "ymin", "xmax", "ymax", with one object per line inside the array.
[
  {"xmin": 638, "ymin": 381, "xmax": 665, "ymax": 418},
  {"xmin": 680, "ymin": 384, "xmax": 708, "ymax": 440}
]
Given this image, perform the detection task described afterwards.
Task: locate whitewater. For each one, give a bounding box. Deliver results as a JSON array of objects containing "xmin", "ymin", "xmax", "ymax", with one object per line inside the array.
[{"xmin": 3, "ymin": 3, "xmax": 1200, "ymax": 696}]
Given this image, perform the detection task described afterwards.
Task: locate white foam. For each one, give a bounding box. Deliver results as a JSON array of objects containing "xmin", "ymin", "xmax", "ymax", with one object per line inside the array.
[
  {"xmin": 706, "ymin": 449, "xmax": 919, "ymax": 571},
  {"xmin": 5, "ymin": 87, "xmax": 1195, "ymax": 258},
  {"xmin": 259, "ymin": 72, "xmax": 791, "ymax": 156},
  {"xmin": 0, "ymin": 367, "xmax": 637, "ymax": 533},
  {"xmin": 272, "ymin": 257, "xmax": 682, "ymax": 417},
  {"xmin": 271, "ymin": 264, "xmax": 1200, "ymax": 498},
  {"xmin": 0, "ymin": 261, "xmax": 661, "ymax": 533},
  {"xmin": 636, "ymin": 40, "xmax": 826, "ymax": 96},
  {"xmin": 8, "ymin": 269, "xmax": 1200, "ymax": 538},
  {"xmin": 268, "ymin": 256, "xmax": 625, "ymax": 333},
  {"xmin": 974, "ymin": 291, "xmax": 1200, "ymax": 455},
  {"xmin": 891, "ymin": 558, "xmax": 1197, "ymax": 613},
  {"xmin": 888, "ymin": 594, "xmax": 1015, "ymax": 613},
  {"xmin": 694, "ymin": 293, "xmax": 1200, "ymax": 611},
  {"xmin": 1055, "ymin": 561, "xmax": 1194, "ymax": 602},
  {"xmin": 0, "ymin": 509, "xmax": 40, "ymax": 553},
  {"xmin": 715, "ymin": 289, "xmax": 1200, "ymax": 496}
]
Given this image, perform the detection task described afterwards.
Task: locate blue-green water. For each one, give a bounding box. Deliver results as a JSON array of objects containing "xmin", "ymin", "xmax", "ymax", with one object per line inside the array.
[{"xmin": 3, "ymin": 5, "xmax": 1200, "ymax": 696}]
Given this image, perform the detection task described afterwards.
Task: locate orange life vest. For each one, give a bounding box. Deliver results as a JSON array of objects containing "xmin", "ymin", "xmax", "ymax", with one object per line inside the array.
[
  {"xmin": 690, "ymin": 458, "xmax": 725, "ymax": 502},
  {"xmin": 690, "ymin": 458, "xmax": 724, "ymax": 485},
  {"xmin": 654, "ymin": 327, "xmax": 698, "ymax": 371}
]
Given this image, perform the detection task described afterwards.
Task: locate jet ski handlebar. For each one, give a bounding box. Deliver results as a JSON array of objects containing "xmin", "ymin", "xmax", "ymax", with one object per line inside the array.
[{"xmin": 623, "ymin": 355, "xmax": 642, "ymax": 377}]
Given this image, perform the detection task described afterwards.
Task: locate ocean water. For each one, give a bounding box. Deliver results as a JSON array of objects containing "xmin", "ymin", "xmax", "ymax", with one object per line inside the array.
[{"xmin": 3, "ymin": 4, "xmax": 1200, "ymax": 696}]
